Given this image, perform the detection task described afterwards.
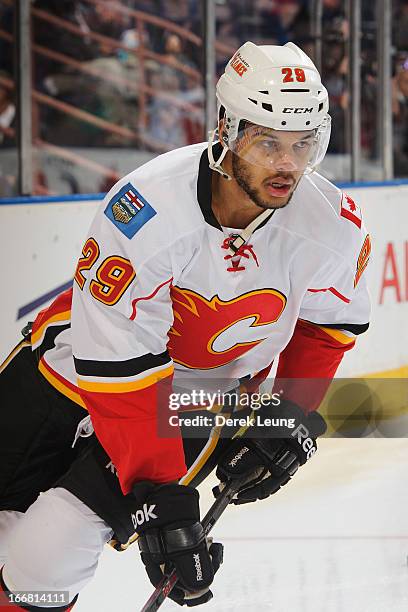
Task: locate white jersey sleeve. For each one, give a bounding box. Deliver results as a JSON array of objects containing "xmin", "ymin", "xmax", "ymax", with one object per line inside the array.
[
  {"xmin": 299, "ymin": 190, "xmax": 371, "ymax": 332},
  {"xmin": 70, "ymin": 171, "xmax": 202, "ymax": 494}
]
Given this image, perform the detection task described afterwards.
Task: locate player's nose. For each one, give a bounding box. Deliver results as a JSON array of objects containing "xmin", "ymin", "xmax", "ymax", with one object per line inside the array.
[{"xmin": 274, "ymin": 152, "xmax": 298, "ymax": 172}]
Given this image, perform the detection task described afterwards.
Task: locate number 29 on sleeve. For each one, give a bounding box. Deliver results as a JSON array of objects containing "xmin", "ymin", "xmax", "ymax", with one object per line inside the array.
[{"xmin": 74, "ymin": 237, "xmax": 135, "ymax": 306}]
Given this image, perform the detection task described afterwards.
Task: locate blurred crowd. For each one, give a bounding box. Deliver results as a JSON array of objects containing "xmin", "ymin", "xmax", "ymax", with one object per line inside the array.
[{"xmin": 0, "ymin": 0, "xmax": 408, "ymax": 194}]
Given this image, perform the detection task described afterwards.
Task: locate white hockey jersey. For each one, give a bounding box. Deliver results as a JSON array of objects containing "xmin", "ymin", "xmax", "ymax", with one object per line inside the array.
[{"xmin": 30, "ymin": 142, "xmax": 371, "ymax": 493}]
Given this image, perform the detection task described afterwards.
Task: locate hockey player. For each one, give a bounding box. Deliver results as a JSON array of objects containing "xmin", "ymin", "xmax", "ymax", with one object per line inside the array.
[{"xmin": 0, "ymin": 42, "xmax": 370, "ymax": 609}]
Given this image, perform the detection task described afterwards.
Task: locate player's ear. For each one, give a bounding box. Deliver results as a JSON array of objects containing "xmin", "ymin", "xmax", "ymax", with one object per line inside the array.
[
  {"xmin": 218, "ymin": 117, "xmax": 226, "ymax": 142},
  {"xmin": 217, "ymin": 104, "xmax": 228, "ymax": 144}
]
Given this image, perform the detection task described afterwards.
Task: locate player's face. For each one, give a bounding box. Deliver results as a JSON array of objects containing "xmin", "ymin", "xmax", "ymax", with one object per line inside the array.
[{"xmin": 230, "ymin": 127, "xmax": 315, "ymax": 209}]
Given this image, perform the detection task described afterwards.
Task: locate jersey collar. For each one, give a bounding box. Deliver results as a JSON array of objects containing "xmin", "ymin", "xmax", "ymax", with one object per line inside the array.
[{"xmin": 197, "ymin": 142, "xmax": 223, "ymax": 230}]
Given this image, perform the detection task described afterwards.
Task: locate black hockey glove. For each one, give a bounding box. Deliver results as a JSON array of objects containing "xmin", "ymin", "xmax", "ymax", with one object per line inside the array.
[
  {"xmin": 216, "ymin": 402, "xmax": 327, "ymax": 505},
  {"xmin": 133, "ymin": 481, "xmax": 223, "ymax": 607}
]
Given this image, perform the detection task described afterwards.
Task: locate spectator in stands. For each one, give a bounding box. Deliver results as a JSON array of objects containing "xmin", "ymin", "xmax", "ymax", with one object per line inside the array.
[
  {"xmin": 394, "ymin": 0, "xmax": 408, "ymax": 52},
  {"xmin": 322, "ymin": 0, "xmax": 344, "ymax": 24},
  {"xmin": 145, "ymin": 32, "xmax": 204, "ymax": 150},
  {"xmin": 130, "ymin": 0, "xmax": 161, "ymax": 15},
  {"xmin": 33, "ymin": 0, "xmax": 97, "ymax": 146},
  {"xmin": 244, "ymin": 0, "xmax": 292, "ymax": 45},
  {"xmin": 157, "ymin": 0, "xmax": 194, "ymax": 30},
  {"xmin": 86, "ymin": 1, "xmax": 130, "ymax": 52},
  {"xmin": 0, "ymin": 71, "xmax": 16, "ymax": 197},
  {"xmin": 37, "ymin": 0, "xmax": 140, "ymax": 147},
  {"xmin": 159, "ymin": 33, "xmax": 199, "ymax": 91},
  {"xmin": 321, "ymin": 20, "xmax": 348, "ymax": 154},
  {"xmin": 285, "ymin": 3, "xmax": 313, "ymax": 52},
  {"xmin": 146, "ymin": 64, "xmax": 191, "ymax": 150},
  {"xmin": 146, "ymin": 98, "xmax": 186, "ymax": 150},
  {"xmin": 392, "ymin": 57, "xmax": 408, "ymax": 177},
  {"xmin": 360, "ymin": 50, "xmax": 378, "ymax": 160},
  {"xmin": 125, "ymin": 1, "xmax": 165, "ymax": 54},
  {"xmin": 0, "ymin": 4, "xmax": 14, "ymax": 76},
  {"xmin": 276, "ymin": 0, "xmax": 310, "ymax": 46},
  {"xmin": 33, "ymin": 0, "xmax": 96, "ymax": 87},
  {"xmin": 214, "ymin": 3, "xmax": 241, "ymax": 75},
  {"xmin": 24, "ymin": 0, "xmax": 408, "ymax": 177},
  {"xmin": 0, "ymin": 71, "xmax": 15, "ymax": 148}
]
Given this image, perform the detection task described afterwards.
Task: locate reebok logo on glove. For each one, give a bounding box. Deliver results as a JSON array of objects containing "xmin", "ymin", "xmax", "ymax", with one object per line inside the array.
[
  {"xmin": 193, "ymin": 553, "xmax": 203, "ymax": 581},
  {"xmin": 131, "ymin": 503, "xmax": 158, "ymax": 529},
  {"xmin": 228, "ymin": 446, "xmax": 250, "ymax": 468},
  {"xmin": 291, "ymin": 424, "xmax": 316, "ymax": 459}
]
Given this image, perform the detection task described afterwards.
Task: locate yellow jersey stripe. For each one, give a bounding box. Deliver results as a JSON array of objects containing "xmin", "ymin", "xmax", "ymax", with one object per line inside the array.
[
  {"xmin": 39, "ymin": 359, "xmax": 87, "ymax": 409},
  {"xmin": 31, "ymin": 310, "xmax": 71, "ymax": 346},
  {"xmin": 0, "ymin": 340, "xmax": 31, "ymax": 374},
  {"xmin": 109, "ymin": 423, "xmax": 225, "ymax": 550},
  {"xmin": 180, "ymin": 424, "xmax": 224, "ymax": 486},
  {"xmin": 318, "ymin": 326, "xmax": 356, "ymax": 345},
  {"xmin": 77, "ymin": 365, "xmax": 174, "ymax": 393}
]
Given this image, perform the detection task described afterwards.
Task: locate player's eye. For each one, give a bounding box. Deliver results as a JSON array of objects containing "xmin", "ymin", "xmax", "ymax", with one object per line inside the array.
[
  {"xmin": 293, "ymin": 140, "xmax": 312, "ymax": 153},
  {"xmin": 257, "ymin": 139, "xmax": 279, "ymax": 152}
]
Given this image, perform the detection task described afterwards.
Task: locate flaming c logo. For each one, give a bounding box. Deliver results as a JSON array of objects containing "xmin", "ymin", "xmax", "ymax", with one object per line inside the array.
[{"xmin": 168, "ymin": 286, "xmax": 287, "ymax": 369}]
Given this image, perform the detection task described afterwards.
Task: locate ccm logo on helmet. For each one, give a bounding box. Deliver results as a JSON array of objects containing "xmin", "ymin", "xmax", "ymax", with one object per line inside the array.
[
  {"xmin": 131, "ymin": 504, "xmax": 157, "ymax": 529},
  {"xmin": 283, "ymin": 107, "xmax": 313, "ymax": 114},
  {"xmin": 291, "ymin": 424, "xmax": 316, "ymax": 459}
]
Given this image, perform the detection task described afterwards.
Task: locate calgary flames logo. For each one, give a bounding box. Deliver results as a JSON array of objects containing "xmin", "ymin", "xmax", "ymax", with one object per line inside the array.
[{"xmin": 168, "ymin": 286, "xmax": 287, "ymax": 369}]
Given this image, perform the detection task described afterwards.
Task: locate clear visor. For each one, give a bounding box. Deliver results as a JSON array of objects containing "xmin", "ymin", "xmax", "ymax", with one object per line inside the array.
[{"xmin": 227, "ymin": 116, "xmax": 331, "ymax": 173}]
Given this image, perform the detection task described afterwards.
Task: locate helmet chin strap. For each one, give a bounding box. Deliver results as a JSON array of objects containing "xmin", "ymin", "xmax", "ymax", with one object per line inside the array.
[
  {"xmin": 208, "ymin": 129, "xmax": 232, "ymax": 180},
  {"xmin": 208, "ymin": 131, "xmax": 277, "ymax": 256},
  {"xmin": 226, "ymin": 208, "xmax": 277, "ymax": 256}
]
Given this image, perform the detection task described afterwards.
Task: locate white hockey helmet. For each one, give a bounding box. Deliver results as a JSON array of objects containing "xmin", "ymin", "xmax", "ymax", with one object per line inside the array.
[{"xmin": 209, "ymin": 41, "xmax": 331, "ymax": 177}]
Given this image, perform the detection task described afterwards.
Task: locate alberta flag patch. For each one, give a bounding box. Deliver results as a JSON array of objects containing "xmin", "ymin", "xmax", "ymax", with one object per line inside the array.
[{"xmin": 104, "ymin": 183, "xmax": 156, "ymax": 238}]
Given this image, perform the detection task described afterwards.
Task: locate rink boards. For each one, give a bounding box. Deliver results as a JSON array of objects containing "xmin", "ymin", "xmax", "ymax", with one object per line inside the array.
[{"xmin": 0, "ymin": 182, "xmax": 407, "ymax": 376}]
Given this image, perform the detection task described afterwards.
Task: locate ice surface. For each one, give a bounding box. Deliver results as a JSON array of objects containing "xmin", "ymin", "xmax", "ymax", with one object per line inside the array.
[{"xmin": 75, "ymin": 439, "xmax": 408, "ymax": 611}]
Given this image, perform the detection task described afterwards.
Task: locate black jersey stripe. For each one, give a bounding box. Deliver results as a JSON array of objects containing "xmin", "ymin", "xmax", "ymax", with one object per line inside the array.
[
  {"xmin": 309, "ymin": 322, "xmax": 369, "ymax": 335},
  {"xmin": 73, "ymin": 350, "xmax": 171, "ymax": 378},
  {"xmin": 36, "ymin": 323, "xmax": 71, "ymax": 361}
]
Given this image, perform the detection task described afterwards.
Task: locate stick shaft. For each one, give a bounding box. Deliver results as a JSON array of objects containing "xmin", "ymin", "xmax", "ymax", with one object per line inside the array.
[{"xmin": 139, "ymin": 477, "xmax": 246, "ymax": 612}]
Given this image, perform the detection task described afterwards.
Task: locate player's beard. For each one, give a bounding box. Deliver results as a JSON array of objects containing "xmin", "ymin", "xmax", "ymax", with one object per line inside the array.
[{"xmin": 232, "ymin": 154, "xmax": 297, "ymax": 210}]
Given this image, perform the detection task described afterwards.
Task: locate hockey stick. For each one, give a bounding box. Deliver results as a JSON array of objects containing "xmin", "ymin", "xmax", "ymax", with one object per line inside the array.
[{"xmin": 139, "ymin": 474, "xmax": 248, "ymax": 612}]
